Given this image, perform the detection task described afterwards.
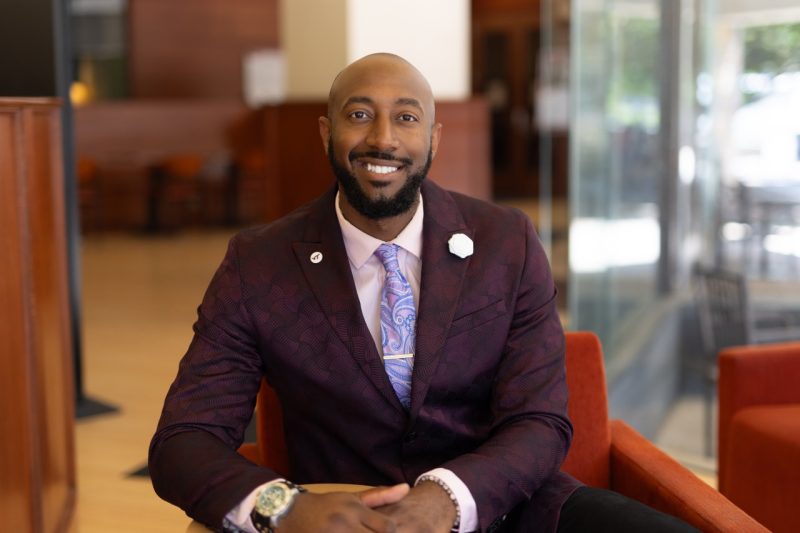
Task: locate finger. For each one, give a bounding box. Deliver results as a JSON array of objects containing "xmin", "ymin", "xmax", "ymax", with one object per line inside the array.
[
  {"xmin": 359, "ymin": 507, "xmax": 399, "ymax": 532},
  {"xmin": 359, "ymin": 483, "xmax": 410, "ymax": 508}
]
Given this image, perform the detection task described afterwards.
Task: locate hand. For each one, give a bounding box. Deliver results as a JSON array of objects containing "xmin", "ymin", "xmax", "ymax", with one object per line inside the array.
[
  {"xmin": 275, "ymin": 484, "xmax": 409, "ymax": 532},
  {"xmin": 373, "ymin": 481, "xmax": 457, "ymax": 533}
]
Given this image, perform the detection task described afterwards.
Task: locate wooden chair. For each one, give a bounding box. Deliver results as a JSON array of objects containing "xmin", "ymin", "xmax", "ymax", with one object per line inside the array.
[
  {"xmin": 718, "ymin": 341, "xmax": 800, "ymax": 533},
  {"xmin": 146, "ymin": 154, "xmax": 206, "ymax": 232},
  {"xmin": 239, "ymin": 331, "xmax": 766, "ymax": 532},
  {"xmin": 76, "ymin": 156, "xmax": 102, "ymax": 232}
]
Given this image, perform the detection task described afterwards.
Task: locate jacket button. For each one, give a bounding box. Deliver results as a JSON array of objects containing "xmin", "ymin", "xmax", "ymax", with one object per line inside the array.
[{"xmin": 403, "ymin": 431, "xmax": 417, "ymax": 443}]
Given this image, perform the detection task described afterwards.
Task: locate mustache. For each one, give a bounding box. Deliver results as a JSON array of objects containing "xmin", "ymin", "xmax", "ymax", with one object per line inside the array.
[{"xmin": 349, "ymin": 151, "xmax": 413, "ymax": 166}]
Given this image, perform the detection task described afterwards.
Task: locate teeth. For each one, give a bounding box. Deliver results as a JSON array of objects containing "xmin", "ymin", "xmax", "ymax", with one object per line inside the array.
[{"xmin": 366, "ymin": 163, "xmax": 398, "ymax": 175}]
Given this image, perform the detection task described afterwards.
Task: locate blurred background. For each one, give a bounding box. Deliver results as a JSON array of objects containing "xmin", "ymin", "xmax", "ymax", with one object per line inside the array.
[{"xmin": 2, "ymin": 0, "xmax": 800, "ymax": 531}]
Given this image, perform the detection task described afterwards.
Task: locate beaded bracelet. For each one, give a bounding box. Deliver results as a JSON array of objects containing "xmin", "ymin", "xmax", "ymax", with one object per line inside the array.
[{"xmin": 416, "ymin": 474, "xmax": 461, "ymax": 532}]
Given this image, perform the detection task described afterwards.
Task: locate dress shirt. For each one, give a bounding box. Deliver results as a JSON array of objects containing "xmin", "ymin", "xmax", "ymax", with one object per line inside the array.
[{"xmin": 224, "ymin": 192, "xmax": 478, "ymax": 532}]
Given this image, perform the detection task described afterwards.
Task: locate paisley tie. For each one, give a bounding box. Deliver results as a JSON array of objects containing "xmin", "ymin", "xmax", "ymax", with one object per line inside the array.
[{"xmin": 374, "ymin": 243, "xmax": 416, "ymax": 409}]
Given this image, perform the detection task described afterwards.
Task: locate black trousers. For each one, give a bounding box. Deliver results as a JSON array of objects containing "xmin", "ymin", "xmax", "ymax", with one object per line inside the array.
[{"xmin": 498, "ymin": 486, "xmax": 700, "ymax": 533}]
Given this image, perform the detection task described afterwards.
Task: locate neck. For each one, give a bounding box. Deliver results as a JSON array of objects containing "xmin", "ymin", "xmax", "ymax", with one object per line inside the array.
[{"xmin": 338, "ymin": 190, "xmax": 419, "ymax": 242}]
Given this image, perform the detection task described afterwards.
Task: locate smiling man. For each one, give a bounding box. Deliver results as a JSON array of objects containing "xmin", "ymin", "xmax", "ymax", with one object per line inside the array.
[
  {"xmin": 150, "ymin": 54, "xmax": 697, "ymax": 533},
  {"xmin": 321, "ymin": 54, "xmax": 440, "ymax": 238}
]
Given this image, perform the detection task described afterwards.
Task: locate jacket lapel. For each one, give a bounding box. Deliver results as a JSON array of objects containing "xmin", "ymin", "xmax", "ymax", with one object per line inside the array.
[
  {"xmin": 292, "ymin": 187, "xmax": 401, "ymax": 409},
  {"xmin": 410, "ymin": 181, "xmax": 473, "ymax": 418}
]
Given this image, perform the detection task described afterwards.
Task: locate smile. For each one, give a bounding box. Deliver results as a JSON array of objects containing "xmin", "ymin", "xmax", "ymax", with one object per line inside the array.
[{"xmin": 365, "ymin": 162, "xmax": 399, "ymax": 174}]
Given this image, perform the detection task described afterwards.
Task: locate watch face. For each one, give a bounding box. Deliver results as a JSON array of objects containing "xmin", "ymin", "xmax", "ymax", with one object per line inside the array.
[{"xmin": 255, "ymin": 483, "xmax": 292, "ymax": 517}]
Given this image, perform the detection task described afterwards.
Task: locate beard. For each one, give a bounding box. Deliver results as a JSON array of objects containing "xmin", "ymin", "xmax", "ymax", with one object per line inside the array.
[{"xmin": 328, "ymin": 139, "xmax": 432, "ymax": 220}]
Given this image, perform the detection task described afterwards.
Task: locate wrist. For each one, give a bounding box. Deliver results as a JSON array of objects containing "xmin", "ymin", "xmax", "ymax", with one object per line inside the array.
[
  {"xmin": 271, "ymin": 491, "xmax": 312, "ymax": 532},
  {"xmin": 415, "ymin": 475, "xmax": 460, "ymax": 531},
  {"xmin": 250, "ymin": 480, "xmax": 307, "ymax": 533}
]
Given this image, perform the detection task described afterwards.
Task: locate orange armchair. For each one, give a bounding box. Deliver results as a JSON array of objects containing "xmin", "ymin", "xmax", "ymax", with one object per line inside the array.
[
  {"xmin": 718, "ymin": 341, "xmax": 800, "ymax": 533},
  {"xmin": 240, "ymin": 332, "xmax": 764, "ymax": 531}
]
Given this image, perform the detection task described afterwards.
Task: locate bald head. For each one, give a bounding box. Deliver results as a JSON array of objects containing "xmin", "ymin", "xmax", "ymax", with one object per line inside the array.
[{"xmin": 326, "ymin": 53, "xmax": 436, "ymax": 125}]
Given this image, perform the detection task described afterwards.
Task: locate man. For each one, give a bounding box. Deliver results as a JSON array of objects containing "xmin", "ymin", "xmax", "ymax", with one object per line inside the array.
[{"xmin": 150, "ymin": 53, "xmax": 695, "ymax": 533}]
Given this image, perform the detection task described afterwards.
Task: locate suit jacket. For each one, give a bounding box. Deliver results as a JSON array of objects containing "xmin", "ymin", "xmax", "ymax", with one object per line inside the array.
[{"xmin": 149, "ymin": 180, "xmax": 580, "ymax": 532}]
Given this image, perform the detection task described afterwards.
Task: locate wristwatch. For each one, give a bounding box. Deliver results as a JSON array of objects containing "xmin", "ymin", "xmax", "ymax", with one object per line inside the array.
[{"xmin": 250, "ymin": 480, "xmax": 307, "ymax": 533}]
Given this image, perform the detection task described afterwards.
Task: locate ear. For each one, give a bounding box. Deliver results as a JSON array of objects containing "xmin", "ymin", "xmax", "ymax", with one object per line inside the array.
[
  {"xmin": 430, "ymin": 122, "xmax": 442, "ymax": 159},
  {"xmin": 318, "ymin": 116, "xmax": 331, "ymax": 155}
]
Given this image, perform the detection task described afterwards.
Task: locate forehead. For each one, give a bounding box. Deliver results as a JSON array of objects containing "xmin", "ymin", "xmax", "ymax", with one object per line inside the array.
[{"xmin": 330, "ymin": 60, "xmax": 434, "ymax": 114}]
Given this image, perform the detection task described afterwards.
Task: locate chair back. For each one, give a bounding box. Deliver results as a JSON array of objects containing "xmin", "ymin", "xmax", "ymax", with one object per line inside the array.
[
  {"xmin": 250, "ymin": 331, "xmax": 612, "ymax": 487},
  {"xmin": 161, "ymin": 154, "xmax": 205, "ymax": 180},
  {"xmin": 561, "ymin": 331, "xmax": 611, "ymax": 488},
  {"xmin": 254, "ymin": 380, "xmax": 290, "ymax": 476},
  {"xmin": 693, "ymin": 265, "xmax": 752, "ymax": 358}
]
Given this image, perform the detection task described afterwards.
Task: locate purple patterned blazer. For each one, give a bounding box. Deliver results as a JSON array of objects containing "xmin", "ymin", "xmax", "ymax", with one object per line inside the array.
[{"xmin": 149, "ymin": 180, "xmax": 580, "ymax": 531}]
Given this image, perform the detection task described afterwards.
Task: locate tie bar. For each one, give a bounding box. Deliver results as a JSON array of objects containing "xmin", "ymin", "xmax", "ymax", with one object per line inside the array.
[{"xmin": 383, "ymin": 353, "xmax": 414, "ymax": 360}]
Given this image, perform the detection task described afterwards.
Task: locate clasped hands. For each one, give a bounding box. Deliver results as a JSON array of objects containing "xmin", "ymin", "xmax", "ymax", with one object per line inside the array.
[{"xmin": 275, "ymin": 481, "xmax": 457, "ymax": 533}]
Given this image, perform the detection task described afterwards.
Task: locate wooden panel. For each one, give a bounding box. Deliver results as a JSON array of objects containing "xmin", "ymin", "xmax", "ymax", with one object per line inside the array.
[
  {"xmin": 25, "ymin": 106, "xmax": 76, "ymax": 533},
  {"xmin": 265, "ymin": 103, "xmax": 330, "ymax": 219},
  {"xmin": 432, "ymin": 99, "xmax": 492, "ymax": 200},
  {"xmin": 0, "ymin": 105, "xmax": 38, "ymax": 533},
  {"xmin": 0, "ymin": 99, "xmax": 75, "ymax": 533},
  {"xmin": 74, "ymin": 101, "xmax": 248, "ymax": 162},
  {"xmin": 471, "ymin": 0, "xmax": 570, "ymax": 199},
  {"xmin": 472, "ymin": 0, "xmax": 540, "ymax": 17},
  {"xmin": 129, "ymin": 0, "xmax": 279, "ymax": 98},
  {"xmin": 472, "ymin": 12, "xmax": 536, "ymax": 198}
]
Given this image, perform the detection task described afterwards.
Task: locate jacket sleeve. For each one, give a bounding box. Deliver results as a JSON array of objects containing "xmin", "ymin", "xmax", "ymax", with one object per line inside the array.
[
  {"xmin": 148, "ymin": 235, "xmax": 278, "ymax": 528},
  {"xmin": 441, "ymin": 214, "xmax": 573, "ymax": 530}
]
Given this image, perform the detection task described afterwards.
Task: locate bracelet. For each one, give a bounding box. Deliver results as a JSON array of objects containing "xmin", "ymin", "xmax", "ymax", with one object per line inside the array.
[{"xmin": 416, "ymin": 474, "xmax": 461, "ymax": 532}]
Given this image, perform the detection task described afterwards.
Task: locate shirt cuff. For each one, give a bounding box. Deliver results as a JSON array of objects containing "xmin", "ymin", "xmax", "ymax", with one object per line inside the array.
[
  {"xmin": 416, "ymin": 468, "xmax": 478, "ymax": 533},
  {"xmin": 222, "ymin": 480, "xmax": 283, "ymax": 533}
]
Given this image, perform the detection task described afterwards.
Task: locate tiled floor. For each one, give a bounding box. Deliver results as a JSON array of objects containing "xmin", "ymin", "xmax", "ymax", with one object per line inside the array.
[
  {"xmin": 654, "ymin": 394, "xmax": 718, "ymax": 487},
  {"xmin": 75, "ymin": 231, "xmax": 236, "ymax": 532}
]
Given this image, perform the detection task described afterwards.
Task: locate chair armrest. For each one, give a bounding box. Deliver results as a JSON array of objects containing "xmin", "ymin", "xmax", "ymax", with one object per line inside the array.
[{"xmin": 609, "ymin": 420, "xmax": 766, "ymax": 533}]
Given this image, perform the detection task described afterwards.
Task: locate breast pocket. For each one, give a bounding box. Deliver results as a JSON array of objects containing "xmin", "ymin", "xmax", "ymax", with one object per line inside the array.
[{"xmin": 447, "ymin": 299, "xmax": 508, "ymax": 338}]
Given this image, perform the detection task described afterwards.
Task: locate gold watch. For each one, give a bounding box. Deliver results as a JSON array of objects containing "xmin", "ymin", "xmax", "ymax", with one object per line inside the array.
[{"xmin": 250, "ymin": 480, "xmax": 306, "ymax": 533}]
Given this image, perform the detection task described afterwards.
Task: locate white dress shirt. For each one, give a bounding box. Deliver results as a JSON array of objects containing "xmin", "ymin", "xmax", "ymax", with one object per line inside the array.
[{"xmin": 225, "ymin": 193, "xmax": 478, "ymax": 532}]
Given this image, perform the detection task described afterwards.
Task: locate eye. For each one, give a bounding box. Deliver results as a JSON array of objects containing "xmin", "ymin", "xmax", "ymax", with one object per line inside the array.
[
  {"xmin": 398, "ymin": 113, "xmax": 418, "ymax": 122},
  {"xmin": 348, "ymin": 110, "xmax": 370, "ymax": 120}
]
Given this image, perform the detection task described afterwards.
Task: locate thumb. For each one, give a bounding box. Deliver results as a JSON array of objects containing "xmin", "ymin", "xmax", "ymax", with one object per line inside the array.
[{"xmin": 358, "ymin": 483, "xmax": 410, "ymax": 508}]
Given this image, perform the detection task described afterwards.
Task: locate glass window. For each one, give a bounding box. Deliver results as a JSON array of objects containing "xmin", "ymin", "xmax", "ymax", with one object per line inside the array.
[
  {"xmin": 719, "ymin": 22, "xmax": 800, "ymax": 280},
  {"xmin": 569, "ymin": 1, "xmax": 664, "ymax": 360}
]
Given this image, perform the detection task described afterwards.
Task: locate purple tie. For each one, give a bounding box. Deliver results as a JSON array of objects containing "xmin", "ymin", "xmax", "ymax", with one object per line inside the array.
[{"xmin": 374, "ymin": 243, "xmax": 416, "ymax": 409}]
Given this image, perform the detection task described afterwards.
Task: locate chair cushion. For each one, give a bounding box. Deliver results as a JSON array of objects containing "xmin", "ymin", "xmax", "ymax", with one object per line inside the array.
[{"xmin": 724, "ymin": 404, "xmax": 800, "ymax": 533}]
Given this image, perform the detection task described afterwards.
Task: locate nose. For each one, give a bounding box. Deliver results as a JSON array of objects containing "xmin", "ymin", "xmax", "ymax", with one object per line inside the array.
[{"xmin": 366, "ymin": 115, "xmax": 398, "ymax": 152}]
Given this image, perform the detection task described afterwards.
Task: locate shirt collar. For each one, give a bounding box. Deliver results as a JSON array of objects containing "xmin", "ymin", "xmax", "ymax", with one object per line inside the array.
[{"xmin": 335, "ymin": 191, "xmax": 424, "ymax": 270}]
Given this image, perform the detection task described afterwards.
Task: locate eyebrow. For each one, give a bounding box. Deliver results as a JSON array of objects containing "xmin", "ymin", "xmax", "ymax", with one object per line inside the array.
[{"xmin": 342, "ymin": 96, "xmax": 425, "ymax": 113}]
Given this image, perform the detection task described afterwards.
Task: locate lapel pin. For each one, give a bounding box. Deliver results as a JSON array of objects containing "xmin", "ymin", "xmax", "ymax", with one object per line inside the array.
[
  {"xmin": 448, "ymin": 233, "xmax": 473, "ymax": 259},
  {"xmin": 310, "ymin": 251, "xmax": 323, "ymax": 264}
]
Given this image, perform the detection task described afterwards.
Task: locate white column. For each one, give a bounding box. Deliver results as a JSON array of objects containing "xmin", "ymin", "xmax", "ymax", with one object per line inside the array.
[
  {"xmin": 281, "ymin": 0, "xmax": 349, "ymax": 100},
  {"xmin": 281, "ymin": 0, "xmax": 470, "ymax": 100}
]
